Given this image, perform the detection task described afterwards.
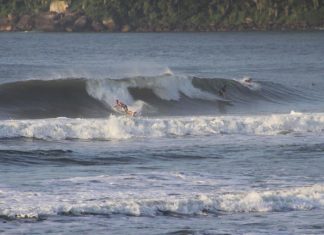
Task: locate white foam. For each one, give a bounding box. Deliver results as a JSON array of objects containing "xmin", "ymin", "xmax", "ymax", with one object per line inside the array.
[
  {"xmin": 163, "ymin": 67, "xmax": 174, "ymax": 76},
  {"xmin": 1, "ymin": 179, "xmax": 323, "ymax": 219},
  {"xmin": 218, "ymin": 185, "xmax": 324, "ymax": 213},
  {"xmin": 86, "ymin": 75, "xmax": 218, "ymax": 111},
  {"xmin": 290, "ymin": 110, "xmax": 303, "ymax": 115},
  {"xmin": 0, "ymin": 112, "xmax": 323, "ymax": 140}
]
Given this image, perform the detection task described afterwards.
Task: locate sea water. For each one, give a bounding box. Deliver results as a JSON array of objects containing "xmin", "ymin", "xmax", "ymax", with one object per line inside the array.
[{"xmin": 0, "ymin": 32, "xmax": 324, "ymax": 234}]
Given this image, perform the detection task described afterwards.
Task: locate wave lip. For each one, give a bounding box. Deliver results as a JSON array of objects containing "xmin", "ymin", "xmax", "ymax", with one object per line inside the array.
[
  {"xmin": 0, "ymin": 112, "xmax": 323, "ymax": 140},
  {"xmin": 1, "ymin": 183, "xmax": 323, "ymax": 219}
]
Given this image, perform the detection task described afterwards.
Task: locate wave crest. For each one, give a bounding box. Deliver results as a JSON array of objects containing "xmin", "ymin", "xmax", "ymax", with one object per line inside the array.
[
  {"xmin": 0, "ymin": 112, "xmax": 323, "ymax": 140},
  {"xmin": 1, "ymin": 182, "xmax": 323, "ymax": 219}
]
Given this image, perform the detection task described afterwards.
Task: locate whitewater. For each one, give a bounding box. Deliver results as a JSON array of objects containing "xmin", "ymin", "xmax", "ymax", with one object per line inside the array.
[
  {"xmin": 0, "ymin": 32, "xmax": 324, "ymax": 235},
  {"xmin": 0, "ymin": 111, "xmax": 324, "ymax": 140}
]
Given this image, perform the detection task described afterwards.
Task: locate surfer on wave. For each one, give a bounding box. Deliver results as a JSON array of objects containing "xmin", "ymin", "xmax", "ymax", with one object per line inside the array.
[
  {"xmin": 244, "ymin": 77, "xmax": 252, "ymax": 83},
  {"xmin": 115, "ymin": 99, "xmax": 128, "ymax": 112},
  {"xmin": 114, "ymin": 99, "xmax": 137, "ymax": 116},
  {"xmin": 219, "ymin": 85, "xmax": 226, "ymax": 97}
]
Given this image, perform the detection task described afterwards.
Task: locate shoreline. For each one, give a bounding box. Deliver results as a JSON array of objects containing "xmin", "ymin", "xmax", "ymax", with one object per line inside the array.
[
  {"xmin": 1, "ymin": 12, "xmax": 323, "ymax": 33},
  {"xmin": 2, "ymin": 27, "xmax": 324, "ymax": 33}
]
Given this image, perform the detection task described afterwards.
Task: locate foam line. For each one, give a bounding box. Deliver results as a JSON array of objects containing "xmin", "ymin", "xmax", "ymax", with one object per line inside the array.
[
  {"xmin": 0, "ymin": 112, "xmax": 323, "ymax": 140},
  {"xmin": 1, "ymin": 183, "xmax": 323, "ymax": 219}
]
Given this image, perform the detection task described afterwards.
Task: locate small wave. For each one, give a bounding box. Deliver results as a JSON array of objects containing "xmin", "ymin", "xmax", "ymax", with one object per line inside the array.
[
  {"xmin": 1, "ymin": 183, "xmax": 323, "ymax": 219},
  {"xmin": 0, "ymin": 112, "xmax": 323, "ymax": 140},
  {"xmin": 0, "ymin": 149, "xmax": 139, "ymax": 166}
]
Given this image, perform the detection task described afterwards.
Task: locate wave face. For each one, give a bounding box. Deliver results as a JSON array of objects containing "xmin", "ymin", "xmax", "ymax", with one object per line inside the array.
[
  {"xmin": 0, "ymin": 112, "xmax": 323, "ymax": 140},
  {"xmin": 0, "ymin": 75, "xmax": 311, "ymax": 119},
  {"xmin": 0, "ymin": 79, "xmax": 109, "ymax": 119}
]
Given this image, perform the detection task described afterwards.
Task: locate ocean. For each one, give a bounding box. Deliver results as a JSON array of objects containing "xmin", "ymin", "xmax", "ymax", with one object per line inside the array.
[{"xmin": 0, "ymin": 32, "xmax": 324, "ymax": 234}]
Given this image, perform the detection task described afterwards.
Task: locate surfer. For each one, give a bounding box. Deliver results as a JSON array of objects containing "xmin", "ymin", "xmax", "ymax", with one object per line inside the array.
[
  {"xmin": 114, "ymin": 99, "xmax": 137, "ymax": 116},
  {"xmin": 244, "ymin": 77, "xmax": 252, "ymax": 83},
  {"xmin": 219, "ymin": 85, "xmax": 226, "ymax": 97},
  {"xmin": 115, "ymin": 99, "xmax": 128, "ymax": 112}
]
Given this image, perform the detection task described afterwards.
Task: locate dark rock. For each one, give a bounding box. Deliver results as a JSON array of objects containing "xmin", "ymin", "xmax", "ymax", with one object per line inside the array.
[
  {"xmin": 91, "ymin": 21, "xmax": 104, "ymax": 32},
  {"xmin": 16, "ymin": 15, "xmax": 33, "ymax": 31},
  {"xmin": 34, "ymin": 12, "xmax": 60, "ymax": 31},
  {"xmin": 73, "ymin": 15, "xmax": 91, "ymax": 31},
  {"xmin": 59, "ymin": 12, "xmax": 78, "ymax": 30}
]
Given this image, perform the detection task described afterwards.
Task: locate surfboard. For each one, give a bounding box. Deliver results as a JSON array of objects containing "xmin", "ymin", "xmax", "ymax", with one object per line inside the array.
[{"xmin": 217, "ymin": 97, "xmax": 232, "ymax": 103}]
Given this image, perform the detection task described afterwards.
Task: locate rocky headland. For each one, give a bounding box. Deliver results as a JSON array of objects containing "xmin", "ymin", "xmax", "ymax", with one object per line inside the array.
[{"xmin": 1, "ymin": 0, "xmax": 324, "ymax": 32}]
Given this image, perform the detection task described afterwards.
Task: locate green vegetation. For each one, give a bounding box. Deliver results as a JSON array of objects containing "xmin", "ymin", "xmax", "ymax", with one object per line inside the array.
[
  {"xmin": 0, "ymin": 0, "xmax": 50, "ymax": 15},
  {"xmin": 1, "ymin": 0, "xmax": 324, "ymax": 31}
]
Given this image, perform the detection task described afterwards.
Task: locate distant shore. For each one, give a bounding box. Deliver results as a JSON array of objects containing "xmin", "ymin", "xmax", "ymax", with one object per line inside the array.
[
  {"xmin": 1, "ymin": 0, "xmax": 324, "ymax": 33},
  {"xmin": 1, "ymin": 11, "xmax": 323, "ymax": 33}
]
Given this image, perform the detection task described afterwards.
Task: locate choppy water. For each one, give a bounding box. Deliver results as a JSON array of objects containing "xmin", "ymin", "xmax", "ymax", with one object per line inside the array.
[{"xmin": 0, "ymin": 32, "xmax": 324, "ymax": 234}]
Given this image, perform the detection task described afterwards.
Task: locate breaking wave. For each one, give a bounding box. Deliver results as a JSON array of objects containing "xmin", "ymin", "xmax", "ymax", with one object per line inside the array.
[
  {"xmin": 0, "ymin": 111, "xmax": 323, "ymax": 140},
  {"xmin": 0, "ymin": 74, "xmax": 312, "ymax": 119},
  {"xmin": 1, "ymin": 175, "xmax": 323, "ymax": 219}
]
